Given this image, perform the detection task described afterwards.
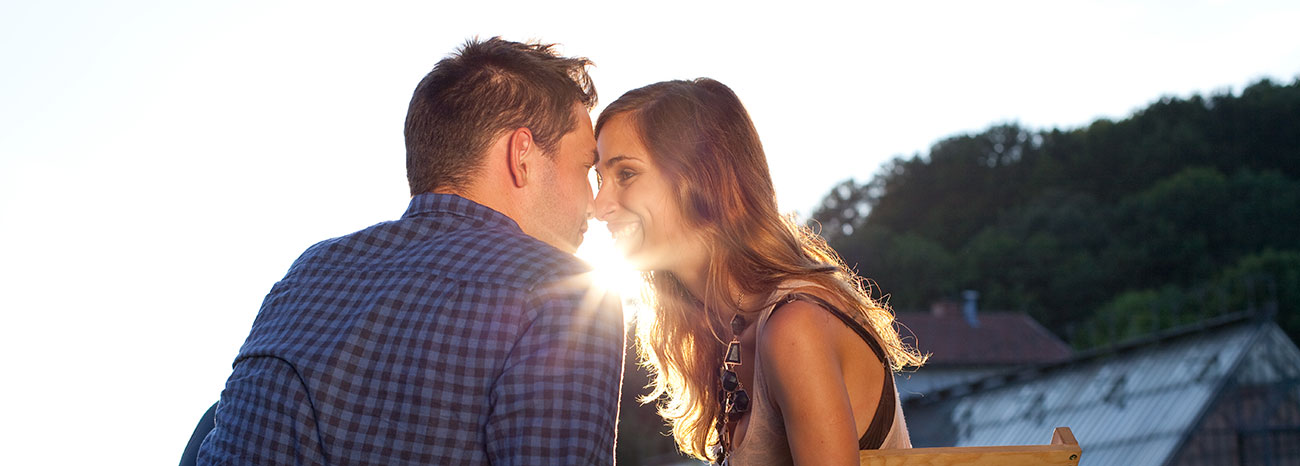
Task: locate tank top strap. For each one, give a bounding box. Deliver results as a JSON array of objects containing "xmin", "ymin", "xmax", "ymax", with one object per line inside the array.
[{"xmin": 770, "ymin": 292, "xmax": 895, "ymax": 450}]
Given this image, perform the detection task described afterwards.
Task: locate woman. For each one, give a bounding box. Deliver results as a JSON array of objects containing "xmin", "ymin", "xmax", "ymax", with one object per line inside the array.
[{"xmin": 592, "ymin": 78, "xmax": 927, "ymax": 465}]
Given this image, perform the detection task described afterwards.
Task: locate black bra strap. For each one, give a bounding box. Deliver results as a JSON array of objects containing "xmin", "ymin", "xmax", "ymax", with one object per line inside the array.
[{"xmin": 772, "ymin": 293, "xmax": 895, "ymax": 450}]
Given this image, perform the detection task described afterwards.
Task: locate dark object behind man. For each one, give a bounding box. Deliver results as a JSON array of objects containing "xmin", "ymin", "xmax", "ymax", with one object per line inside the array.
[{"xmin": 196, "ymin": 37, "xmax": 624, "ymax": 465}]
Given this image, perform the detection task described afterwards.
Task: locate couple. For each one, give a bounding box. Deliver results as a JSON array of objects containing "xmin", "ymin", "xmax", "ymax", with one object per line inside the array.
[{"xmin": 197, "ymin": 37, "xmax": 925, "ymax": 466}]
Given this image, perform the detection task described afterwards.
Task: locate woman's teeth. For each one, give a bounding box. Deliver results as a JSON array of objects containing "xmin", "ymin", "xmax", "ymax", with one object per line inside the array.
[{"xmin": 612, "ymin": 223, "xmax": 640, "ymax": 240}]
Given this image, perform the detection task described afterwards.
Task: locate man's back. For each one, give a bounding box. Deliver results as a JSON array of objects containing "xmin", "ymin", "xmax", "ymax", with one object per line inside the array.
[{"xmin": 198, "ymin": 193, "xmax": 624, "ymax": 465}]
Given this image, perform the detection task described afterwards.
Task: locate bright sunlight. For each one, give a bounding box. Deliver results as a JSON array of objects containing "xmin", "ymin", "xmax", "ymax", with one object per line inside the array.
[{"xmin": 576, "ymin": 217, "xmax": 646, "ymax": 324}]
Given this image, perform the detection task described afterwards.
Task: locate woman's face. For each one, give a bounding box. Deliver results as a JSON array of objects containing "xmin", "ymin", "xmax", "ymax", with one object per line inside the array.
[{"xmin": 594, "ymin": 114, "xmax": 706, "ymax": 272}]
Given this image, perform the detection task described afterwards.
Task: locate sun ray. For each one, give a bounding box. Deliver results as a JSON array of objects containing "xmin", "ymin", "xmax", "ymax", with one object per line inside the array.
[{"xmin": 577, "ymin": 218, "xmax": 646, "ymax": 324}]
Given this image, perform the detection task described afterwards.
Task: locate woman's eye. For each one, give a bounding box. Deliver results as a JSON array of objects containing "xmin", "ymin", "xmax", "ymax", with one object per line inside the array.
[{"xmin": 618, "ymin": 169, "xmax": 636, "ymax": 182}]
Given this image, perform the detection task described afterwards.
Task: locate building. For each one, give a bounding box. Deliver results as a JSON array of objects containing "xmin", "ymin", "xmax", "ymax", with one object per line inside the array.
[
  {"xmin": 895, "ymin": 300, "xmax": 1074, "ymax": 401},
  {"xmin": 902, "ymin": 313, "xmax": 1300, "ymax": 465}
]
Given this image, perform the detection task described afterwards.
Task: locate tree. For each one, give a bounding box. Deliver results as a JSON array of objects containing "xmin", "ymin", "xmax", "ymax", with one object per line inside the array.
[{"xmin": 811, "ymin": 78, "xmax": 1300, "ymax": 347}]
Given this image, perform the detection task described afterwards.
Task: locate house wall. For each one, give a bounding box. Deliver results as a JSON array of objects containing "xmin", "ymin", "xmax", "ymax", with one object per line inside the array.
[{"xmin": 1169, "ymin": 325, "xmax": 1300, "ymax": 466}]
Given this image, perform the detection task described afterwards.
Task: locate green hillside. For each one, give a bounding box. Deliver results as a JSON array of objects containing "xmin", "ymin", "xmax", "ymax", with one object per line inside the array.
[{"xmin": 811, "ymin": 78, "xmax": 1300, "ymax": 348}]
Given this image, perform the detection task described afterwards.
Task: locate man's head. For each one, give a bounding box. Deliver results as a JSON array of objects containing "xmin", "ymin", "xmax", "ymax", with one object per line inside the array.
[
  {"xmin": 405, "ymin": 37, "xmax": 599, "ymax": 253},
  {"xmin": 405, "ymin": 37, "xmax": 597, "ymax": 193}
]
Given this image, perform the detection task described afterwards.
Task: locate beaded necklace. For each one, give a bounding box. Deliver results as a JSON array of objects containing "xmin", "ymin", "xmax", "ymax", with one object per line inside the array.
[{"xmin": 714, "ymin": 312, "xmax": 751, "ymax": 462}]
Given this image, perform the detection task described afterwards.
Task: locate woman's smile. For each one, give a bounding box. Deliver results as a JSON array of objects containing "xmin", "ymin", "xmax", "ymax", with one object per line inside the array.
[{"xmin": 607, "ymin": 221, "xmax": 642, "ymax": 249}]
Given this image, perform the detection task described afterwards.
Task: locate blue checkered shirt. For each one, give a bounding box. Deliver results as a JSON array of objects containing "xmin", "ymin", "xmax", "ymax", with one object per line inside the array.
[{"xmin": 198, "ymin": 193, "xmax": 625, "ymax": 465}]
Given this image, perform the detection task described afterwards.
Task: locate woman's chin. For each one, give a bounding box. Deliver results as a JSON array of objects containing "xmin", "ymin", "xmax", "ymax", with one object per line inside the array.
[
  {"xmin": 619, "ymin": 252, "xmax": 650, "ymax": 271},
  {"xmin": 615, "ymin": 238, "xmax": 678, "ymax": 272},
  {"xmin": 616, "ymin": 248, "xmax": 657, "ymax": 272},
  {"xmin": 612, "ymin": 239, "xmax": 640, "ymax": 260}
]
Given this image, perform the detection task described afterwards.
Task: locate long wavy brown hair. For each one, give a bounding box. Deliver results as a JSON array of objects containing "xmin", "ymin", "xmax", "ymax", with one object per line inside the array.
[{"xmin": 595, "ymin": 79, "xmax": 927, "ymax": 462}]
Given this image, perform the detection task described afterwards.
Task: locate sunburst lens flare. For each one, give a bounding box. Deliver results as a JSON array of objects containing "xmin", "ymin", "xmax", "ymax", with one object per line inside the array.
[{"xmin": 576, "ymin": 218, "xmax": 646, "ymax": 324}]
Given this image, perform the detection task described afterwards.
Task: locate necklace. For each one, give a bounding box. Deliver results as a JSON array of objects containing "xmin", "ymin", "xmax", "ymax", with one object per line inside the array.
[{"xmin": 714, "ymin": 313, "xmax": 751, "ymax": 461}]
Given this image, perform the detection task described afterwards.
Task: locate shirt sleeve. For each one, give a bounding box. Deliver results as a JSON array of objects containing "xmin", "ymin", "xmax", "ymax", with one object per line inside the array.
[
  {"xmin": 197, "ymin": 357, "xmax": 328, "ymax": 466},
  {"xmin": 485, "ymin": 274, "xmax": 626, "ymax": 465}
]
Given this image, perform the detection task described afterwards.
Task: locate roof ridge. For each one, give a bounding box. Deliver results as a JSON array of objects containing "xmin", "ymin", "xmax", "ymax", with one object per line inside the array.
[
  {"xmin": 1071, "ymin": 312, "xmax": 1256, "ymax": 360},
  {"xmin": 904, "ymin": 313, "xmax": 1266, "ymax": 408}
]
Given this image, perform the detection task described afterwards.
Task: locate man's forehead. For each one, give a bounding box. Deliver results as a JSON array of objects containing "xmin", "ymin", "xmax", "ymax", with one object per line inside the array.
[{"xmin": 572, "ymin": 103, "xmax": 594, "ymax": 126}]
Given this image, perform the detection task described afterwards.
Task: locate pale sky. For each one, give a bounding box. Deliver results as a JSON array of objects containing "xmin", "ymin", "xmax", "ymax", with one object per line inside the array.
[{"xmin": 2, "ymin": 1, "xmax": 1298, "ymax": 464}]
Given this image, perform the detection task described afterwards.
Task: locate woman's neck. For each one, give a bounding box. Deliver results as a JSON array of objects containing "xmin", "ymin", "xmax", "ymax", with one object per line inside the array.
[
  {"xmin": 673, "ymin": 263, "xmax": 711, "ymax": 308},
  {"xmin": 672, "ymin": 260, "xmax": 766, "ymax": 317}
]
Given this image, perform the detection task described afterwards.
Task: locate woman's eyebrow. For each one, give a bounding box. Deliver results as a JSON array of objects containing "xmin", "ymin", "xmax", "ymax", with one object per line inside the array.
[{"xmin": 600, "ymin": 155, "xmax": 634, "ymax": 169}]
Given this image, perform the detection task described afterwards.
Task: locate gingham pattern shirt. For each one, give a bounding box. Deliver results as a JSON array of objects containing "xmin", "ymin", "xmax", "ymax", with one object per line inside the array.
[{"xmin": 199, "ymin": 193, "xmax": 625, "ymax": 465}]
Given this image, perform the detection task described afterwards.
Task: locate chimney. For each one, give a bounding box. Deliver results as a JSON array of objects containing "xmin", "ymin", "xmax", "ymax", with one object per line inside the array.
[{"xmin": 961, "ymin": 290, "xmax": 980, "ymax": 328}]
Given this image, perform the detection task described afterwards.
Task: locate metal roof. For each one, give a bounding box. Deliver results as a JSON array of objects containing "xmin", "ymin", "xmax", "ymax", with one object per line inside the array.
[{"xmin": 902, "ymin": 315, "xmax": 1300, "ymax": 466}]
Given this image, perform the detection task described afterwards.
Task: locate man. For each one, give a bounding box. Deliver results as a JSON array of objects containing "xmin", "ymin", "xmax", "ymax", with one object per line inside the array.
[{"xmin": 197, "ymin": 37, "xmax": 624, "ymax": 465}]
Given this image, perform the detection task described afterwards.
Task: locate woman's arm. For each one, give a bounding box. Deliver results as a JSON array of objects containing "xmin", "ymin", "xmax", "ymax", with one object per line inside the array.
[{"xmin": 758, "ymin": 299, "xmax": 886, "ymax": 466}]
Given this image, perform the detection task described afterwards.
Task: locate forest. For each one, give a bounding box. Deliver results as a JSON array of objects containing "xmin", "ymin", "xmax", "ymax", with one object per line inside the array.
[{"xmin": 809, "ymin": 77, "xmax": 1300, "ymax": 349}]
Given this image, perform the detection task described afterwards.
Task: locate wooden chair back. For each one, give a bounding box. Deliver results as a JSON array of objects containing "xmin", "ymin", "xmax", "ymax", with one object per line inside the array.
[{"xmin": 860, "ymin": 426, "xmax": 1081, "ymax": 466}]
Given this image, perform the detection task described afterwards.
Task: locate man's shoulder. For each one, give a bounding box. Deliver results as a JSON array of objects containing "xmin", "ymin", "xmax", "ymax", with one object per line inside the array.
[
  {"xmin": 289, "ymin": 214, "xmax": 590, "ymax": 291},
  {"xmin": 426, "ymin": 223, "xmax": 592, "ymax": 289}
]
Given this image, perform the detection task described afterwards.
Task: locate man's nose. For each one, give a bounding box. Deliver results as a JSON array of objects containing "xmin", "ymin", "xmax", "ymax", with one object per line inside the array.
[{"xmin": 584, "ymin": 191, "xmax": 595, "ymax": 220}]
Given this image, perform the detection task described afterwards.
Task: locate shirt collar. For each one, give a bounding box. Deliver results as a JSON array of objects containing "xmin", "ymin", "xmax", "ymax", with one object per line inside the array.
[{"xmin": 401, "ymin": 193, "xmax": 522, "ymax": 232}]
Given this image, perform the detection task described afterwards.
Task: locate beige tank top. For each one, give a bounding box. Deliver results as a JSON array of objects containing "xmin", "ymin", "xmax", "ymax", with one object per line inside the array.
[{"xmin": 724, "ymin": 291, "xmax": 911, "ymax": 465}]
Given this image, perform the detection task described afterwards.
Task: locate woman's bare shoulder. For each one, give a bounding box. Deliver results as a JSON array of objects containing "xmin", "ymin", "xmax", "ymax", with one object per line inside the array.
[
  {"xmin": 758, "ymin": 292, "xmax": 887, "ymax": 378},
  {"xmin": 757, "ymin": 297, "xmax": 852, "ymax": 372},
  {"xmin": 755, "ymin": 295, "xmax": 872, "ymax": 464}
]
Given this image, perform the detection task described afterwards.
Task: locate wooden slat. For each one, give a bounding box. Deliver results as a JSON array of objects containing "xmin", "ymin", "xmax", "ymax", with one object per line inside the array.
[
  {"xmin": 860, "ymin": 427, "xmax": 1081, "ymax": 466},
  {"xmin": 1052, "ymin": 426, "xmax": 1078, "ymax": 446}
]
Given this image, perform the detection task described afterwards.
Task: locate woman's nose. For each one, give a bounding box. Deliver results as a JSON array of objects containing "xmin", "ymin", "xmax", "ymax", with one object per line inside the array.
[{"xmin": 593, "ymin": 185, "xmax": 616, "ymax": 221}]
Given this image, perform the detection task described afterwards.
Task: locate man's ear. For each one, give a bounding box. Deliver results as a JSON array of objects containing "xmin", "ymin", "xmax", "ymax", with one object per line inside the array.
[{"xmin": 506, "ymin": 127, "xmax": 534, "ymax": 188}]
